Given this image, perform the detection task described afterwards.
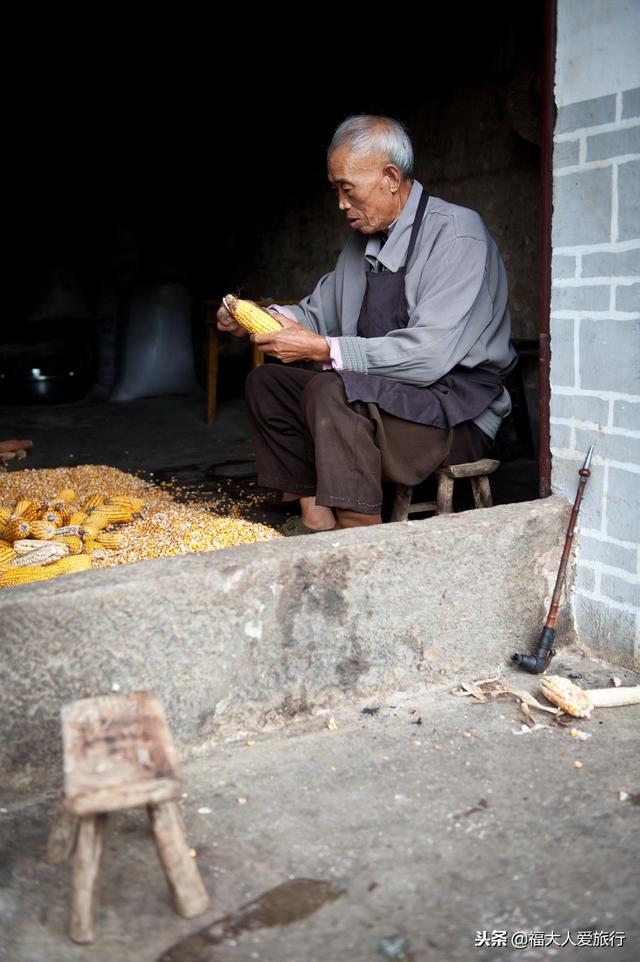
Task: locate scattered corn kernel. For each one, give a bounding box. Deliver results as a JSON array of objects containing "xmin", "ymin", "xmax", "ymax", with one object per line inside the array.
[{"xmin": 0, "ymin": 464, "xmax": 281, "ymax": 588}]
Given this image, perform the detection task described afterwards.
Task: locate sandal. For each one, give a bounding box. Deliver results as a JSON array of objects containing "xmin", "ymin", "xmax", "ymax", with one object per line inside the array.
[{"xmin": 279, "ymin": 517, "xmax": 332, "ymax": 537}]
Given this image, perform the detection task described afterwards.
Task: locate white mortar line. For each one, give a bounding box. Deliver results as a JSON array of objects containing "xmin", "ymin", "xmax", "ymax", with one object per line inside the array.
[
  {"xmin": 575, "ymin": 252, "xmax": 582, "ymax": 279},
  {"xmin": 551, "ymin": 311, "xmax": 639, "ymax": 320},
  {"xmin": 615, "ymin": 92, "xmax": 623, "ymax": 124},
  {"xmin": 552, "ymin": 386, "xmax": 640, "ymax": 402},
  {"xmin": 552, "ymin": 451, "xmax": 640, "ymax": 472},
  {"xmin": 555, "ymin": 154, "xmax": 640, "ymax": 177},
  {"xmin": 601, "ymin": 461, "xmax": 609, "ymax": 537},
  {"xmin": 553, "ymin": 276, "xmax": 640, "ymax": 285},
  {"xmin": 574, "ymin": 317, "xmax": 580, "ymax": 388},
  {"xmin": 553, "ymin": 240, "xmax": 640, "ymax": 255},
  {"xmin": 580, "ymin": 528, "xmax": 640, "ymax": 551},
  {"xmin": 574, "ymin": 587, "xmax": 639, "ymax": 617},
  {"xmin": 579, "ymin": 133, "xmax": 587, "ymax": 165},
  {"xmin": 554, "ymin": 117, "xmax": 639, "ymax": 140},
  {"xmin": 550, "ymin": 417, "xmax": 640, "ymax": 437},
  {"xmin": 612, "ymin": 163, "xmax": 619, "ymax": 243},
  {"xmin": 600, "ymin": 460, "xmax": 640, "ymax": 473},
  {"xmin": 579, "ymin": 559, "xmax": 639, "ymax": 583},
  {"xmin": 552, "ymin": 276, "xmax": 640, "ymax": 286}
]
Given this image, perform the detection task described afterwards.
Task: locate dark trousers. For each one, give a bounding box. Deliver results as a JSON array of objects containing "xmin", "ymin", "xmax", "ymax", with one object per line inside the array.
[{"xmin": 246, "ymin": 365, "xmax": 493, "ymax": 515}]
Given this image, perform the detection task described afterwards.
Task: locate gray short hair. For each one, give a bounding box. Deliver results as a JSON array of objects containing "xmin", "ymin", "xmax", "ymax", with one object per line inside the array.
[{"xmin": 328, "ymin": 115, "xmax": 414, "ymax": 177}]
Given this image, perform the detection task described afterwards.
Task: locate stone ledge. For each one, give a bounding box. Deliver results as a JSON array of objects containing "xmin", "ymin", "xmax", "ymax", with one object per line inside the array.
[{"xmin": 0, "ymin": 497, "xmax": 573, "ymax": 788}]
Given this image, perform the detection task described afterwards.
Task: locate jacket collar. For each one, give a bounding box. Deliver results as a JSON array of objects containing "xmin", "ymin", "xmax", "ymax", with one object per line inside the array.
[{"xmin": 363, "ymin": 180, "xmax": 426, "ymax": 273}]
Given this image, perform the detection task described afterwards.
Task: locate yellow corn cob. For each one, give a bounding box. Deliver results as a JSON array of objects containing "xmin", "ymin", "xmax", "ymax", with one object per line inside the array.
[
  {"xmin": 56, "ymin": 535, "xmax": 83, "ymax": 555},
  {"xmin": 55, "ymin": 507, "xmax": 72, "ymax": 526},
  {"xmin": 43, "ymin": 510, "xmax": 63, "ymax": 526},
  {"xmin": 0, "ymin": 554, "xmax": 92, "ymax": 588},
  {"xmin": 1, "ymin": 519, "xmax": 32, "ymax": 542},
  {"xmin": 107, "ymin": 496, "xmax": 144, "ymax": 513},
  {"xmin": 30, "ymin": 520, "xmax": 57, "ymax": 540},
  {"xmin": 222, "ymin": 294, "xmax": 283, "ymax": 334},
  {"xmin": 82, "ymin": 538, "xmax": 98, "ymax": 555},
  {"xmin": 47, "ymin": 490, "xmax": 76, "ymax": 511},
  {"xmin": 11, "ymin": 500, "xmax": 40, "ymax": 522},
  {"xmin": 0, "ymin": 507, "xmax": 11, "ymax": 526},
  {"xmin": 0, "ymin": 542, "xmax": 17, "ymax": 566},
  {"xmin": 539, "ymin": 675, "xmax": 593, "ymax": 718},
  {"xmin": 69, "ymin": 510, "xmax": 88, "ymax": 525},
  {"xmin": 81, "ymin": 523, "xmax": 100, "ymax": 541},
  {"xmin": 82, "ymin": 494, "xmax": 105, "ymax": 513},
  {"xmin": 80, "ymin": 512, "xmax": 110, "ymax": 533},
  {"xmin": 94, "ymin": 531, "xmax": 123, "ymax": 549},
  {"xmin": 87, "ymin": 507, "xmax": 134, "ymax": 529}
]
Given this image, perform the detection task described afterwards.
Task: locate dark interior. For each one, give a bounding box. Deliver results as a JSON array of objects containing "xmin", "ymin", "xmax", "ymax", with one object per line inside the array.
[{"xmin": 2, "ymin": 4, "xmax": 543, "ymax": 517}]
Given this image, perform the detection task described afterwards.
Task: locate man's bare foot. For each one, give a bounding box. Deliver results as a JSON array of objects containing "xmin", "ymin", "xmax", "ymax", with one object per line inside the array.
[
  {"xmin": 335, "ymin": 509, "xmax": 382, "ymax": 529},
  {"xmin": 299, "ymin": 496, "xmax": 336, "ymax": 531}
]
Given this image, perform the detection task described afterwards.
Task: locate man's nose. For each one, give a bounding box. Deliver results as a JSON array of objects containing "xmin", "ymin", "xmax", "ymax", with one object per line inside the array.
[{"xmin": 338, "ymin": 191, "xmax": 350, "ymax": 211}]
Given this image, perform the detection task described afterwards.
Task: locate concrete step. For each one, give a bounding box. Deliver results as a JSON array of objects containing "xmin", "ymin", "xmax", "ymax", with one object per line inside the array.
[{"xmin": 0, "ymin": 497, "xmax": 575, "ymax": 790}]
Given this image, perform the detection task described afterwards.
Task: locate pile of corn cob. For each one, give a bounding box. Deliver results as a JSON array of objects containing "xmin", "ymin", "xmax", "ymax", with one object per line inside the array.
[
  {"xmin": 0, "ymin": 465, "xmax": 281, "ymax": 588},
  {"xmin": 0, "ymin": 489, "xmax": 144, "ymax": 587}
]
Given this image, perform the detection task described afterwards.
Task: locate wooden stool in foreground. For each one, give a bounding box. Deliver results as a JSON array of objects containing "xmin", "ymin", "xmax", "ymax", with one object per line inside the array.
[
  {"xmin": 391, "ymin": 458, "xmax": 500, "ymax": 522},
  {"xmin": 47, "ymin": 691, "xmax": 209, "ymax": 943}
]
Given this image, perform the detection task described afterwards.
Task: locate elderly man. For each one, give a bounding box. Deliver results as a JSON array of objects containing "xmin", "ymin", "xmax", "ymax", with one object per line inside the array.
[{"xmin": 217, "ymin": 115, "xmax": 517, "ymax": 532}]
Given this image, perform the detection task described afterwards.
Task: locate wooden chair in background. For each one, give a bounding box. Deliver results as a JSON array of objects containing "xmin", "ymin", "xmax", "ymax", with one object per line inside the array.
[{"xmin": 204, "ymin": 299, "xmax": 299, "ymax": 423}]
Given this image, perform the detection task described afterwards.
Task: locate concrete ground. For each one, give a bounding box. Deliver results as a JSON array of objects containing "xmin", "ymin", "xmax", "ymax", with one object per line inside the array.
[
  {"xmin": 4, "ymin": 388, "xmax": 620, "ymax": 962},
  {"xmin": 1, "ymin": 650, "xmax": 638, "ymax": 962}
]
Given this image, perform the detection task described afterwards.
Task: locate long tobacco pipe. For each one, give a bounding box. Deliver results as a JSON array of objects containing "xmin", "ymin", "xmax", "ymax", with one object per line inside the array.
[{"xmin": 512, "ymin": 444, "xmax": 594, "ymax": 674}]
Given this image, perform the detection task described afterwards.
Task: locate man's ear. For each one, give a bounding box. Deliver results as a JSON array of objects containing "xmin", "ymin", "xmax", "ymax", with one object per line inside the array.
[{"xmin": 383, "ymin": 164, "xmax": 403, "ymax": 193}]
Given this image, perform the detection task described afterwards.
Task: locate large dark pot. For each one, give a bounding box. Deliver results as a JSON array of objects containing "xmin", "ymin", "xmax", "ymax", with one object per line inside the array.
[{"xmin": 0, "ymin": 318, "xmax": 95, "ymax": 405}]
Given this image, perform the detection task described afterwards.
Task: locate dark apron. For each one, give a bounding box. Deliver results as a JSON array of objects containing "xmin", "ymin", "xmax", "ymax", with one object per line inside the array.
[{"xmin": 339, "ymin": 188, "xmax": 505, "ymax": 429}]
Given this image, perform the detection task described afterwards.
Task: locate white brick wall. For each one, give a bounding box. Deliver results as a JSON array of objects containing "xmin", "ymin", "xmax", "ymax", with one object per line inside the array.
[{"xmin": 550, "ymin": 2, "xmax": 639, "ymax": 667}]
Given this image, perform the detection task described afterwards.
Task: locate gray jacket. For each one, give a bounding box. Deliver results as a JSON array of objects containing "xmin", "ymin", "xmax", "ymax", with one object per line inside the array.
[{"xmin": 286, "ymin": 179, "xmax": 517, "ymax": 440}]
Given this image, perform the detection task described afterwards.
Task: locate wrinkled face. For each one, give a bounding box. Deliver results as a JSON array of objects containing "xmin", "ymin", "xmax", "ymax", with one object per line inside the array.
[{"xmin": 327, "ymin": 146, "xmax": 401, "ymax": 234}]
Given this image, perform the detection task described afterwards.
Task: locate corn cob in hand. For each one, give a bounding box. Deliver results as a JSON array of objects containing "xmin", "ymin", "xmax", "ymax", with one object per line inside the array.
[{"xmin": 222, "ymin": 295, "xmax": 283, "ymax": 334}]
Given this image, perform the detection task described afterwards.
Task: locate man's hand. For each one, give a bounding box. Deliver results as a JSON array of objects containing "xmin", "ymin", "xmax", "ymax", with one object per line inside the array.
[
  {"xmin": 216, "ymin": 303, "xmax": 247, "ymax": 338},
  {"xmin": 252, "ymin": 313, "xmax": 330, "ymax": 364},
  {"xmin": 0, "ymin": 439, "xmax": 33, "ymax": 471}
]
